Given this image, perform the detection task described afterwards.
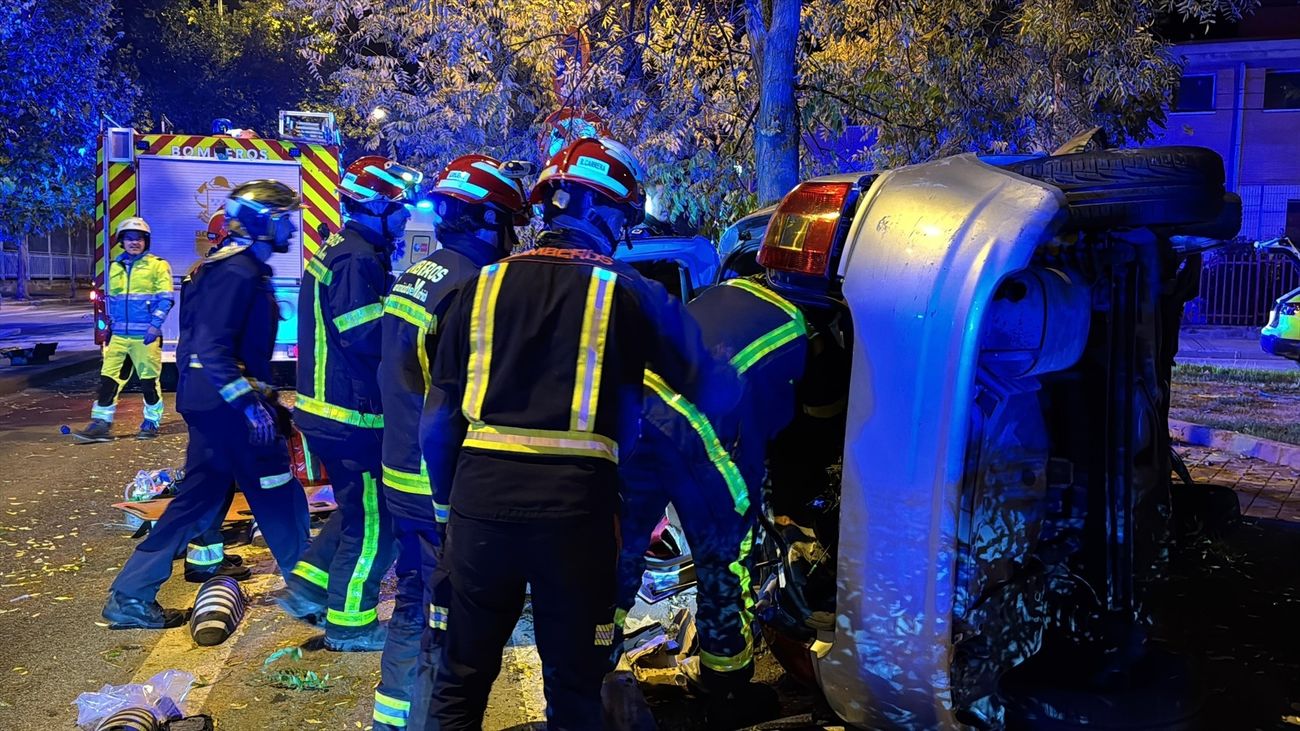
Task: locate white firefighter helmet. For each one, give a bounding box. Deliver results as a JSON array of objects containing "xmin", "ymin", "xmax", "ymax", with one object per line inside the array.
[{"xmin": 115, "ymin": 217, "xmax": 151, "ymax": 239}]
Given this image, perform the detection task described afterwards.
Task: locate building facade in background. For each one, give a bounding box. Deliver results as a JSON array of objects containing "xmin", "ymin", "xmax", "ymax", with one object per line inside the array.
[{"xmin": 1150, "ymin": 3, "xmax": 1300, "ymax": 243}]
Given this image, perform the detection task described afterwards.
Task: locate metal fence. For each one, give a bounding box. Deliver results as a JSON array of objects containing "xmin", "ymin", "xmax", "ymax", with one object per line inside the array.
[
  {"xmin": 0, "ymin": 224, "xmax": 97, "ymax": 283},
  {"xmin": 1186, "ymin": 250, "xmax": 1300, "ymax": 326}
]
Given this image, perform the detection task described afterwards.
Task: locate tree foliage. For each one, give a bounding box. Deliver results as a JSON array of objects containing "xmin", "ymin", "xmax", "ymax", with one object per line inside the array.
[
  {"xmin": 119, "ymin": 0, "xmax": 337, "ymax": 136},
  {"xmin": 801, "ymin": 0, "xmax": 1259, "ymax": 170},
  {"xmin": 291, "ymin": 0, "xmax": 758, "ymax": 233},
  {"xmin": 294, "ymin": 0, "xmax": 1257, "ymax": 234},
  {"xmin": 0, "ymin": 0, "xmax": 136, "ymax": 239}
]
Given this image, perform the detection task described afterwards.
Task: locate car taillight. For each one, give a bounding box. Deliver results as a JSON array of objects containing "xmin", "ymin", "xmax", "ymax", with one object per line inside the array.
[
  {"xmin": 89, "ymin": 290, "xmax": 98, "ymax": 301},
  {"xmin": 757, "ymin": 181, "xmax": 853, "ymax": 276}
]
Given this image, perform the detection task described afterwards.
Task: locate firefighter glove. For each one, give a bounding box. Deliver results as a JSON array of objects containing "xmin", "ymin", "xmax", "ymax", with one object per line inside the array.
[
  {"xmin": 243, "ymin": 401, "xmax": 277, "ymax": 446},
  {"xmin": 143, "ymin": 326, "xmax": 162, "ymax": 345}
]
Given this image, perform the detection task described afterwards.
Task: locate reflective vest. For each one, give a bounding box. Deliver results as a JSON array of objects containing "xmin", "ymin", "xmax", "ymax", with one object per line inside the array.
[
  {"xmin": 424, "ymin": 237, "xmax": 742, "ymax": 521},
  {"xmin": 641, "ymin": 277, "xmax": 809, "ymax": 517},
  {"xmin": 106, "ymin": 252, "xmax": 174, "ymax": 337},
  {"xmin": 378, "ymin": 247, "xmax": 485, "ymax": 524},
  {"xmin": 295, "ymin": 223, "xmax": 391, "ymax": 439}
]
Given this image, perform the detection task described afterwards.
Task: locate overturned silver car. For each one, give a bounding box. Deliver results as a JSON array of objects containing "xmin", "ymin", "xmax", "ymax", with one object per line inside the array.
[{"xmin": 657, "ymin": 146, "xmax": 1238, "ymax": 729}]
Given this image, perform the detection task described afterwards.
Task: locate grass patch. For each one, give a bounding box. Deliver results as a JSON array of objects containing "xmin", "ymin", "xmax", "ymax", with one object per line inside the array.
[
  {"xmin": 1171, "ymin": 364, "xmax": 1300, "ymax": 445},
  {"xmin": 1172, "ymin": 364, "xmax": 1300, "ymax": 387},
  {"xmin": 1192, "ymin": 418, "xmax": 1300, "ymax": 447}
]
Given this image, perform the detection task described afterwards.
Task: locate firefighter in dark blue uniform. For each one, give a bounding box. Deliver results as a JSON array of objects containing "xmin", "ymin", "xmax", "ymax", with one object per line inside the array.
[
  {"xmin": 615, "ymin": 275, "xmax": 811, "ymax": 724},
  {"xmin": 279, "ymin": 155, "xmax": 422, "ymax": 651},
  {"xmin": 102, "ymin": 180, "xmax": 311, "ymax": 629},
  {"xmin": 370, "ymin": 154, "xmax": 531, "ymax": 731},
  {"xmin": 420, "ymin": 137, "xmax": 742, "ymax": 731}
]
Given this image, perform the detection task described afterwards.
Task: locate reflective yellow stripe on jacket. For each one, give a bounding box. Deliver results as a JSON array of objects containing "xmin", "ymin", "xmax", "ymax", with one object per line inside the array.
[{"xmin": 461, "ymin": 264, "xmax": 621, "ymax": 463}]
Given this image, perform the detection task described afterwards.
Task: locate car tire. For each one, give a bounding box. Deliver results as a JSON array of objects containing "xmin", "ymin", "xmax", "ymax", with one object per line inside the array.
[{"xmin": 1004, "ymin": 146, "xmax": 1225, "ymax": 230}]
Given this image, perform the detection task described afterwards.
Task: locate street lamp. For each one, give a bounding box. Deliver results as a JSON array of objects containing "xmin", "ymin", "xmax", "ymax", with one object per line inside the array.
[{"xmin": 369, "ymin": 107, "xmax": 389, "ymax": 122}]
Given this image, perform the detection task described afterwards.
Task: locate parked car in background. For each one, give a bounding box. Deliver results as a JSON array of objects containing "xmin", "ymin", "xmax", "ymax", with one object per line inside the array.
[
  {"xmin": 716, "ymin": 204, "xmax": 775, "ymax": 281},
  {"xmin": 1256, "ymin": 235, "xmax": 1300, "ymax": 364},
  {"xmin": 614, "ymin": 222, "xmax": 719, "ymax": 299},
  {"xmin": 683, "ymin": 147, "xmax": 1241, "ymax": 729}
]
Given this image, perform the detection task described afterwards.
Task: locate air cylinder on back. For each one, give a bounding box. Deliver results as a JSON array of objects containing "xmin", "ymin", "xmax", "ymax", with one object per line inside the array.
[{"xmin": 190, "ymin": 574, "xmax": 247, "ymax": 646}]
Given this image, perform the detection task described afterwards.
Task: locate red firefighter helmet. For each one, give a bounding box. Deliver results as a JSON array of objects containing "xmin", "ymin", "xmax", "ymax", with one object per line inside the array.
[
  {"xmin": 429, "ymin": 154, "xmax": 530, "ymax": 226},
  {"xmin": 205, "ymin": 211, "xmax": 227, "ymax": 243},
  {"xmin": 340, "ymin": 155, "xmax": 423, "ymax": 205},
  {"xmin": 530, "ymin": 137, "xmax": 646, "ymax": 223}
]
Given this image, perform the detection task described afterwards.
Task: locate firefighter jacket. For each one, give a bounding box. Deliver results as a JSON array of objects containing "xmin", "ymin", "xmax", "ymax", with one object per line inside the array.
[
  {"xmin": 421, "ymin": 233, "xmax": 743, "ymax": 522},
  {"xmin": 640, "ymin": 277, "xmax": 810, "ymax": 514},
  {"xmin": 107, "ymin": 252, "xmax": 174, "ymax": 337},
  {"xmin": 295, "ymin": 222, "xmax": 393, "ymax": 440},
  {"xmin": 175, "ymin": 246, "xmax": 278, "ymax": 415},
  {"xmin": 378, "ymin": 244, "xmax": 491, "ymax": 523}
]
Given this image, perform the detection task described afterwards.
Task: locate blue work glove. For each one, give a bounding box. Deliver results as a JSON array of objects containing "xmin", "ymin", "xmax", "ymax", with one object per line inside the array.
[
  {"xmin": 243, "ymin": 401, "xmax": 277, "ymax": 446},
  {"xmin": 143, "ymin": 326, "xmax": 162, "ymax": 345}
]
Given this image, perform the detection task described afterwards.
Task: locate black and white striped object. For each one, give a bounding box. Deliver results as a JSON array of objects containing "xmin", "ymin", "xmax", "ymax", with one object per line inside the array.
[
  {"xmin": 190, "ymin": 575, "xmax": 247, "ymax": 646},
  {"xmin": 95, "ymin": 706, "xmax": 160, "ymax": 731}
]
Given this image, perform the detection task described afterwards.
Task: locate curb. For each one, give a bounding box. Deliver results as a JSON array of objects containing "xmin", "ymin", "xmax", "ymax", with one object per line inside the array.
[
  {"xmin": 1170, "ymin": 418, "xmax": 1300, "ymax": 471},
  {"xmin": 0, "ymin": 351, "xmax": 101, "ymax": 398}
]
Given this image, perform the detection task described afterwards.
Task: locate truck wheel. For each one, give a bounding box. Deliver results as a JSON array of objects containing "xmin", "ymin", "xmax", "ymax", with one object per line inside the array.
[{"xmin": 1005, "ymin": 147, "xmax": 1225, "ymax": 230}]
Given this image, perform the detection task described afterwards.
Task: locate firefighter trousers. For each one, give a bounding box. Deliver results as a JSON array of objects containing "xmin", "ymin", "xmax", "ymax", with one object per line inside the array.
[
  {"xmin": 427, "ymin": 510, "xmax": 617, "ymax": 731},
  {"xmin": 616, "ymin": 425, "xmax": 758, "ymax": 688},
  {"xmin": 110, "ymin": 408, "xmax": 310, "ymax": 602},
  {"xmin": 182, "ymin": 487, "xmax": 236, "ymax": 579},
  {"xmin": 287, "ymin": 431, "xmax": 395, "ymax": 636},
  {"xmin": 372, "ymin": 516, "xmax": 443, "ymax": 731},
  {"xmin": 93, "ymin": 336, "xmax": 164, "ymax": 424}
]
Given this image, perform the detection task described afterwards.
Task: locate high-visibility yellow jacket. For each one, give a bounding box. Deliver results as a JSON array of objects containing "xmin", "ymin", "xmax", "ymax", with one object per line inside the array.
[{"xmin": 107, "ymin": 252, "xmax": 174, "ymax": 337}]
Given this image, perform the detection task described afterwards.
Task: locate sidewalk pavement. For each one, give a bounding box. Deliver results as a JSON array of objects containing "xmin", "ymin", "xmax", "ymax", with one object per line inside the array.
[
  {"xmin": 0, "ymin": 298, "xmax": 100, "ymax": 396},
  {"xmin": 1176, "ymin": 325, "xmax": 1294, "ymax": 371}
]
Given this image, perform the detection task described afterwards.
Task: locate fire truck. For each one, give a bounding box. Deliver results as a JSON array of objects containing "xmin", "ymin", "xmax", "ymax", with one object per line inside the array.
[
  {"xmin": 94, "ymin": 112, "xmax": 347, "ymax": 379},
  {"xmin": 93, "ymin": 112, "xmax": 441, "ymax": 385}
]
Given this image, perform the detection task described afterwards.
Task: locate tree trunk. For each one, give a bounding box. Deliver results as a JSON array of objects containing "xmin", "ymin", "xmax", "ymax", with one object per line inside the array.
[
  {"xmin": 754, "ymin": 0, "xmax": 801, "ymax": 206},
  {"xmin": 15, "ymin": 235, "xmax": 30, "ymax": 300}
]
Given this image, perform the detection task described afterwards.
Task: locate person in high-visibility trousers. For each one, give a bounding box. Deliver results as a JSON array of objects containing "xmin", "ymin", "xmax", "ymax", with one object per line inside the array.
[
  {"xmin": 370, "ymin": 154, "xmax": 531, "ymax": 731},
  {"xmin": 102, "ymin": 181, "xmax": 310, "ymax": 629},
  {"xmin": 74, "ymin": 217, "xmax": 174, "ymax": 443},
  {"xmin": 615, "ymin": 275, "xmax": 821, "ymax": 727},
  {"xmin": 279, "ymin": 155, "xmax": 422, "ymax": 652},
  {"xmin": 419, "ymin": 137, "xmax": 741, "ymax": 731}
]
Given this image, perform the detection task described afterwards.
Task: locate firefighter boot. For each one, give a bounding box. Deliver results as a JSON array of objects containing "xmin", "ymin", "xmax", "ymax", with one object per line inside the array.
[
  {"xmin": 73, "ymin": 419, "xmax": 113, "ymax": 444},
  {"xmin": 324, "ymin": 622, "xmax": 388, "ymax": 653},
  {"xmin": 184, "ymin": 555, "xmax": 252, "ymax": 584},
  {"xmin": 102, "ymin": 592, "xmax": 186, "ymax": 630},
  {"xmin": 137, "ymin": 419, "xmax": 160, "ymax": 440},
  {"xmin": 273, "ymin": 587, "xmax": 327, "ymax": 627}
]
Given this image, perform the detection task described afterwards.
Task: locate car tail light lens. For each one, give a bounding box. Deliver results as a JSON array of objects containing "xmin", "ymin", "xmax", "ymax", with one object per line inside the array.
[{"xmin": 757, "ymin": 181, "xmax": 853, "ymax": 276}]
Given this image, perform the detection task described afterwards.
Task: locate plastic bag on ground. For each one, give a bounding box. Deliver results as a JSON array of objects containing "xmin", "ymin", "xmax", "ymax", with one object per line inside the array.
[{"xmin": 73, "ymin": 669, "xmax": 194, "ymax": 729}]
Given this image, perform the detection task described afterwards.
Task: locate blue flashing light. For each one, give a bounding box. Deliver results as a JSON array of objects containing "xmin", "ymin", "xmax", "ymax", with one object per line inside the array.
[{"xmin": 415, "ymin": 199, "xmax": 434, "ymax": 212}]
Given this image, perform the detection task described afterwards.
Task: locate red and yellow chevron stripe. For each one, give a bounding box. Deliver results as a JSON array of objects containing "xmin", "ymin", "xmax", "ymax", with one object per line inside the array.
[{"xmin": 96, "ymin": 132, "xmax": 341, "ymax": 278}]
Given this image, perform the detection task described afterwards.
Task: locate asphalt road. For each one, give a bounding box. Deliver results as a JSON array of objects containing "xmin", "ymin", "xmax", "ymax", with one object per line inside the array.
[
  {"xmin": 2, "ymin": 374, "xmax": 1297, "ymax": 731},
  {"xmin": 0, "ymin": 373, "xmax": 553, "ymax": 731}
]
